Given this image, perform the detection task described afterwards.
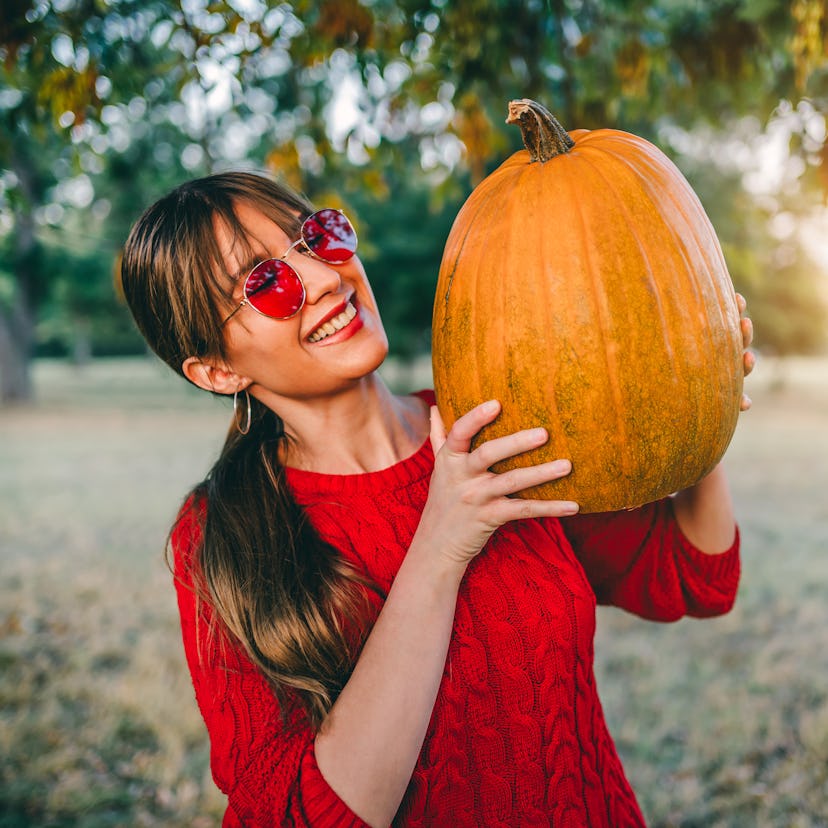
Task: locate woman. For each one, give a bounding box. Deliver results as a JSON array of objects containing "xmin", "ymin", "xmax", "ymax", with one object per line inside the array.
[{"xmin": 121, "ymin": 171, "xmax": 753, "ymax": 827}]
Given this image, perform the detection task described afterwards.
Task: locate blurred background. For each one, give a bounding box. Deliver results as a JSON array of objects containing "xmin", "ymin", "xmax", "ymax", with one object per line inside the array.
[{"xmin": 1, "ymin": 1, "xmax": 827, "ymax": 825}]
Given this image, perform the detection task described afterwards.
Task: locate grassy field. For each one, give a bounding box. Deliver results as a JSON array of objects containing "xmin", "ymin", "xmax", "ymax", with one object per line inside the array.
[{"xmin": 1, "ymin": 355, "xmax": 826, "ymax": 827}]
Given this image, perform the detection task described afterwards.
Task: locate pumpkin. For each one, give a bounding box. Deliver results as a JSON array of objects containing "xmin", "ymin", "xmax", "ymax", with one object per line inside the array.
[{"xmin": 431, "ymin": 99, "xmax": 744, "ymax": 513}]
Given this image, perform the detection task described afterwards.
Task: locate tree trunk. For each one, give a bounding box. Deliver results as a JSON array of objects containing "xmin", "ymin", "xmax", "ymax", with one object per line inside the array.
[
  {"xmin": 1, "ymin": 139, "xmax": 39, "ymax": 404},
  {"xmin": 72, "ymin": 316, "xmax": 92, "ymax": 366},
  {"xmin": 0, "ymin": 302, "xmax": 34, "ymax": 402}
]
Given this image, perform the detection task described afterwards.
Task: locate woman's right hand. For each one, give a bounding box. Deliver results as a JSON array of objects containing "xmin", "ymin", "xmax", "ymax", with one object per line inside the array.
[{"xmin": 417, "ymin": 400, "xmax": 579, "ymax": 571}]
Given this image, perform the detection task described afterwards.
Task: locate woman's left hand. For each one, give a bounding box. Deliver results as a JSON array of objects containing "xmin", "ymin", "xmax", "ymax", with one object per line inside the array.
[{"xmin": 736, "ymin": 292, "xmax": 755, "ymax": 411}]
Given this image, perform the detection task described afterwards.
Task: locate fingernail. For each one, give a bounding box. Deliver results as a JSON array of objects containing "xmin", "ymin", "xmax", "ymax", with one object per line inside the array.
[
  {"xmin": 561, "ymin": 502, "xmax": 579, "ymax": 515},
  {"xmin": 482, "ymin": 400, "xmax": 499, "ymax": 413},
  {"xmin": 530, "ymin": 427, "xmax": 548, "ymax": 441}
]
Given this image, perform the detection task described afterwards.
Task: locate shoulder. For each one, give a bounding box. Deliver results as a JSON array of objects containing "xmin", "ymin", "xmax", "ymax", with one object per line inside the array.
[{"xmin": 413, "ymin": 388, "xmax": 436, "ymax": 406}]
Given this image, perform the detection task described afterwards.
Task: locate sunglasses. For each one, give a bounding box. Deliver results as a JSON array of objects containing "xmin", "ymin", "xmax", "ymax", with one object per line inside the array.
[{"xmin": 221, "ymin": 208, "xmax": 358, "ymax": 325}]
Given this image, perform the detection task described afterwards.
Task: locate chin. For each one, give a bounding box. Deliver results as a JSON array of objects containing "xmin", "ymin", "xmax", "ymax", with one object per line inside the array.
[
  {"xmin": 347, "ymin": 338, "xmax": 389, "ymax": 382},
  {"xmin": 364, "ymin": 342, "xmax": 390, "ymax": 376}
]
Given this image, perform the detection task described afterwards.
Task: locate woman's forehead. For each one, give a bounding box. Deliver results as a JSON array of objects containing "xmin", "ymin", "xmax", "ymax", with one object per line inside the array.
[
  {"xmin": 211, "ymin": 209, "xmax": 276, "ymax": 278},
  {"xmin": 215, "ymin": 201, "xmax": 302, "ymax": 257}
]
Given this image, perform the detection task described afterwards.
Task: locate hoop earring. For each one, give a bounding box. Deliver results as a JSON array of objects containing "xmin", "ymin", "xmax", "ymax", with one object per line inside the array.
[{"xmin": 233, "ymin": 388, "xmax": 252, "ymax": 435}]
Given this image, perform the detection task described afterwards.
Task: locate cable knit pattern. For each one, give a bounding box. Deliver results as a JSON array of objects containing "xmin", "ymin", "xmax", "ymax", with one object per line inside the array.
[{"xmin": 171, "ymin": 392, "xmax": 740, "ymax": 827}]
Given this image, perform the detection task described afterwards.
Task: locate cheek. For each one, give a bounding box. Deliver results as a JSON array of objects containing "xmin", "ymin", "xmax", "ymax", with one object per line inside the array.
[
  {"xmin": 224, "ymin": 317, "xmax": 300, "ymax": 362},
  {"xmin": 345, "ymin": 260, "xmax": 377, "ymax": 299},
  {"xmin": 353, "ymin": 277, "xmax": 383, "ymax": 320}
]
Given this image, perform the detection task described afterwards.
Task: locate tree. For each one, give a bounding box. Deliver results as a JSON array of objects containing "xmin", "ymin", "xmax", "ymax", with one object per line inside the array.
[
  {"xmin": 0, "ymin": 0, "xmax": 191, "ymax": 400},
  {"xmin": 2, "ymin": 0, "xmax": 827, "ymax": 402}
]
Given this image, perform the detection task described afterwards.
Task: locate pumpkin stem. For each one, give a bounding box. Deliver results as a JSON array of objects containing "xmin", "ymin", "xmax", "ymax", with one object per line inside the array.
[{"xmin": 506, "ymin": 99, "xmax": 574, "ymax": 162}]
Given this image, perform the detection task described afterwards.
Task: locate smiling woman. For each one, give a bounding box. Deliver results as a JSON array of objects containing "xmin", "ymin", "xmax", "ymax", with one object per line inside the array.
[{"xmin": 119, "ymin": 169, "xmax": 753, "ymax": 828}]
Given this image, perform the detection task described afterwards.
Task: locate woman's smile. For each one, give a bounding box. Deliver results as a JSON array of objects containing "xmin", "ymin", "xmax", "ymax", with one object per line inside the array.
[{"xmin": 306, "ymin": 298, "xmax": 362, "ymax": 344}]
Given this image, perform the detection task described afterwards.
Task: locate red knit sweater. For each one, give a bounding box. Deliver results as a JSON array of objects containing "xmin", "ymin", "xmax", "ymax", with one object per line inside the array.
[{"xmin": 171, "ymin": 403, "xmax": 740, "ymax": 827}]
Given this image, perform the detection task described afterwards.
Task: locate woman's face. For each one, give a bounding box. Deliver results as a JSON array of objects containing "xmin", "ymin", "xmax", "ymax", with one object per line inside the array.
[{"xmin": 215, "ymin": 200, "xmax": 390, "ymax": 402}]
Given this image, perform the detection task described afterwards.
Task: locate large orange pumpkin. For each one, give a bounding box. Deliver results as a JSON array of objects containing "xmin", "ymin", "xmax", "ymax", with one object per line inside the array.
[{"xmin": 432, "ymin": 99, "xmax": 744, "ymax": 513}]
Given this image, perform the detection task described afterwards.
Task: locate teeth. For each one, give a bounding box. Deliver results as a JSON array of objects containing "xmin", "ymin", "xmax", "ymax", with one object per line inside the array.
[{"xmin": 309, "ymin": 302, "xmax": 357, "ymax": 342}]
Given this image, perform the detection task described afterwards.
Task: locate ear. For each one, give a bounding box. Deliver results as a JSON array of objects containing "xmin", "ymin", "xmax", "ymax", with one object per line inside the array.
[{"xmin": 182, "ymin": 356, "xmax": 250, "ymax": 395}]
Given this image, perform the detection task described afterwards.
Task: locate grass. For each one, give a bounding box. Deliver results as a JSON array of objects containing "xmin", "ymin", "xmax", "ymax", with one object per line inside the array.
[{"xmin": 1, "ymin": 355, "xmax": 827, "ymax": 826}]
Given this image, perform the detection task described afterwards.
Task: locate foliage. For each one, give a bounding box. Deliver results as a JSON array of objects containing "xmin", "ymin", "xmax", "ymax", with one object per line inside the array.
[
  {"xmin": 0, "ymin": 0, "xmax": 827, "ymax": 401},
  {"xmin": 349, "ymin": 175, "xmax": 468, "ymax": 358}
]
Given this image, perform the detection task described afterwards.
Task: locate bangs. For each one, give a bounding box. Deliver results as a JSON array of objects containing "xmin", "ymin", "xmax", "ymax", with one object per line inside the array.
[
  {"xmin": 206, "ymin": 199, "xmax": 306, "ymax": 307},
  {"xmin": 174, "ymin": 188, "xmax": 309, "ymax": 362}
]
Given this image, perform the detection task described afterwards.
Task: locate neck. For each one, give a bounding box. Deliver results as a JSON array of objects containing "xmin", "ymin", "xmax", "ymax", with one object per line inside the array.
[{"xmin": 259, "ymin": 375, "xmax": 430, "ymax": 474}]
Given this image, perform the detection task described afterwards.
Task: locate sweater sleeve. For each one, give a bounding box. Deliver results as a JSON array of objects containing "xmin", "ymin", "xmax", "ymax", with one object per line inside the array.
[
  {"xmin": 559, "ymin": 498, "xmax": 740, "ymax": 621},
  {"xmin": 170, "ymin": 498, "xmax": 370, "ymax": 828}
]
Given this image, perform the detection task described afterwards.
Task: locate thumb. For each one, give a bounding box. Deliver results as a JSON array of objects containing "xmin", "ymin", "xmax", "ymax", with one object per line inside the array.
[{"xmin": 429, "ymin": 405, "xmax": 448, "ymax": 455}]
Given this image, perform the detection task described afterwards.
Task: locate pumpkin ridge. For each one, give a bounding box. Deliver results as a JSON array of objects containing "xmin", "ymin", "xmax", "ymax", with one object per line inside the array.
[
  {"xmin": 652, "ymin": 169, "xmax": 728, "ymax": 448},
  {"xmin": 572, "ymin": 144, "xmax": 679, "ymax": 368},
  {"xmin": 577, "ymin": 143, "xmax": 713, "ymax": 463},
  {"xmin": 565, "ymin": 154, "xmax": 632, "ymax": 484},
  {"xmin": 467, "ymin": 191, "xmax": 488, "ymax": 423},
  {"xmin": 435, "ymin": 172, "xmax": 517, "ymax": 431},
  {"xmin": 579, "ymin": 138, "xmax": 740, "ymax": 468},
  {"xmin": 530, "ymin": 160, "xmax": 569, "ymax": 468},
  {"xmin": 441, "ymin": 175, "xmax": 511, "ymax": 308},
  {"xmin": 476, "ymin": 172, "xmax": 527, "ymax": 421},
  {"xmin": 635, "ymin": 148, "xmax": 738, "ymax": 357},
  {"xmin": 603, "ymin": 144, "xmax": 735, "ymax": 425},
  {"xmin": 569, "ymin": 140, "xmax": 717, "ymax": 497}
]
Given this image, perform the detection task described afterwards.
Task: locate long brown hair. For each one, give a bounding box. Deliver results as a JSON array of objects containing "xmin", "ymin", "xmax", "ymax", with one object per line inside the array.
[{"xmin": 120, "ymin": 171, "xmax": 375, "ymax": 728}]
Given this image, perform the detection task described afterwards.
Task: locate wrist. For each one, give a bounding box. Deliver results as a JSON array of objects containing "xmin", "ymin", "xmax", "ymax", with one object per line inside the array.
[{"xmin": 403, "ymin": 533, "xmax": 468, "ymax": 594}]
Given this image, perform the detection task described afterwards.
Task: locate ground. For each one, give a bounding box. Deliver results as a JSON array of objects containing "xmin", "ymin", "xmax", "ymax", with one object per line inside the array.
[{"xmin": 0, "ymin": 355, "xmax": 826, "ymax": 826}]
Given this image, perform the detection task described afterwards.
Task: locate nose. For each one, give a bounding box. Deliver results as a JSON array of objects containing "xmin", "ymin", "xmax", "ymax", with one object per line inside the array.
[{"xmin": 287, "ymin": 249, "xmax": 343, "ymax": 306}]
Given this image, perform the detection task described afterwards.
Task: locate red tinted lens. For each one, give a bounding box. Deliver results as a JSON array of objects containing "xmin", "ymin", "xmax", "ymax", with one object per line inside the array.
[
  {"xmin": 302, "ymin": 209, "xmax": 357, "ymax": 263},
  {"xmin": 244, "ymin": 259, "xmax": 305, "ymax": 319}
]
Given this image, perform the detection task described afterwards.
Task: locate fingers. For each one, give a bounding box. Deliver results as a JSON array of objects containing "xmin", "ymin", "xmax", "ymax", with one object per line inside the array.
[
  {"xmin": 735, "ymin": 293, "xmax": 755, "ymax": 397},
  {"xmin": 469, "ymin": 426, "xmax": 550, "ymax": 473},
  {"xmin": 440, "ymin": 402, "xmax": 571, "ymax": 486},
  {"xmin": 735, "ymin": 292, "xmax": 753, "ymax": 348},
  {"xmin": 743, "ymin": 347, "xmax": 756, "ymax": 377},
  {"xmin": 429, "ymin": 406, "xmax": 447, "ymax": 455},
  {"xmin": 442, "ymin": 400, "xmax": 501, "ymax": 454},
  {"xmin": 441, "ymin": 400, "xmax": 552, "ymax": 472},
  {"xmin": 741, "ymin": 316, "xmax": 754, "ymax": 350},
  {"xmin": 741, "ymin": 335, "xmax": 754, "ymax": 412},
  {"xmin": 490, "ymin": 495, "xmax": 580, "ymax": 523},
  {"xmin": 485, "ymin": 459, "xmax": 574, "ymax": 499},
  {"xmin": 424, "ymin": 401, "xmax": 579, "ymax": 563}
]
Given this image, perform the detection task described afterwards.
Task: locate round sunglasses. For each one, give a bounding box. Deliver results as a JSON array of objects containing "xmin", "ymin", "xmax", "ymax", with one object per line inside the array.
[{"xmin": 221, "ymin": 208, "xmax": 358, "ymax": 325}]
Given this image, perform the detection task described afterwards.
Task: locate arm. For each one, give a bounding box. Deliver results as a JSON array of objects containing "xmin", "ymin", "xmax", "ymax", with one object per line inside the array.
[
  {"xmin": 561, "ymin": 292, "xmax": 754, "ymax": 621},
  {"xmin": 314, "ymin": 401, "xmax": 578, "ymax": 827},
  {"xmin": 673, "ymin": 291, "xmax": 755, "ymax": 552},
  {"xmin": 561, "ymin": 494, "xmax": 740, "ymax": 621},
  {"xmin": 672, "ymin": 463, "xmax": 736, "ymax": 553}
]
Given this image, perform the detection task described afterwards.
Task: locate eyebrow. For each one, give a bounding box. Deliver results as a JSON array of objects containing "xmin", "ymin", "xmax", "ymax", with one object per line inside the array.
[
  {"xmin": 224, "ymin": 216, "xmax": 303, "ymax": 283},
  {"xmin": 229, "ymin": 253, "xmax": 267, "ymax": 283}
]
